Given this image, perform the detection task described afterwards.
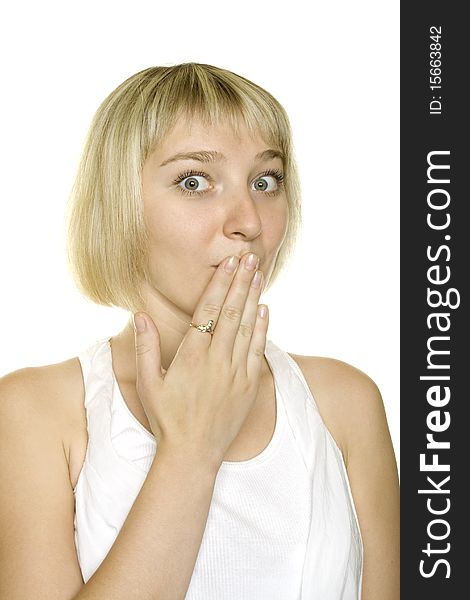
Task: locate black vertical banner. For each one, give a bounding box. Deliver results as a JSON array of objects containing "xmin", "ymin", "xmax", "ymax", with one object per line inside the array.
[{"xmin": 401, "ymin": 3, "xmax": 469, "ymax": 598}]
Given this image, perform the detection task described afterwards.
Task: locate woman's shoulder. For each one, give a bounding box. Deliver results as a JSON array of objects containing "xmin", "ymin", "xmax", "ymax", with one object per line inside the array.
[
  {"xmin": 0, "ymin": 357, "xmax": 85, "ymax": 413},
  {"xmin": 287, "ymin": 352, "xmax": 380, "ymax": 398},
  {"xmin": 286, "ymin": 352, "xmax": 385, "ymax": 465},
  {"xmin": 0, "ymin": 358, "xmax": 86, "ymax": 474}
]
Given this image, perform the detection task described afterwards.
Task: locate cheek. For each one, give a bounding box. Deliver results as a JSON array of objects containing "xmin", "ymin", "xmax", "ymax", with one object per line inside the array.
[
  {"xmin": 144, "ymin": 209, "xmax": 215, "ymax": 293},
  {"xmin": 143, "ymin": 238, "xmax": 213, "ymax": 315},
  {"xmin": 145, "ymin": 205, "xmax": 211, "ymax": 255},
  {"xmin": 264, "ymin": 203, "xmax": 289, "ymax": 247}
]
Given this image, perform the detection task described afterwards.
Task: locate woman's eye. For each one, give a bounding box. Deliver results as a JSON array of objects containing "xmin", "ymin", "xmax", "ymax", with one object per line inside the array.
[
  {"xmin": 252, "ymin": 170, "xmax": 284, "ymax": 194},
  {"xmin": 174, "ymin": 173, "xmax": 210, "ymax": 194},
  {"xmin": 253, "ymin": 175, "xmax": 281, "ymax": 193},
  {"xmin": 173, "ymin": 169, "xmax": 284, "ymax": 197}
]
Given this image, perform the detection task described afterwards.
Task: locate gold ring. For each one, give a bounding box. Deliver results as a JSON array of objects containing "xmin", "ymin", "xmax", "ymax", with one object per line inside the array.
[{"xmin": 189, "ymin": 319, "xmax": 215, "ymax": 335}]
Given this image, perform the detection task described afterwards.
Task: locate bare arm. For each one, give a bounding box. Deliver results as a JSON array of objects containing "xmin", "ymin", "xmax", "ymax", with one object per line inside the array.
[
  {"xmin": 341, "ymin": 370, "xmax": 399, "ymax": 600},
  {"xmin": 0, "ymin": 369, "xmax": 84, "ymax": 600}
]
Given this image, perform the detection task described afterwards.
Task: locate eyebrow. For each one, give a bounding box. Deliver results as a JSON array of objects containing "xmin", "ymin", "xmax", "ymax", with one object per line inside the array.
[{"xmin": 159, "ymin": 148, "xmax": 284, "ymax": 167}]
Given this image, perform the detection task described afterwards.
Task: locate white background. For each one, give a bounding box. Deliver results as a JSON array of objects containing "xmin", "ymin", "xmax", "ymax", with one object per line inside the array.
[{"xmin": 0, "ymin": 0, "xmax": 399, "ymax": 467}]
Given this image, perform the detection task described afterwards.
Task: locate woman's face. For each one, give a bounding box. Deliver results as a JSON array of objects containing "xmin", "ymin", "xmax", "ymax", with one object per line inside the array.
[{"xmin": 141, "ymin": 116, "xmax": 289, "ymax": 316}]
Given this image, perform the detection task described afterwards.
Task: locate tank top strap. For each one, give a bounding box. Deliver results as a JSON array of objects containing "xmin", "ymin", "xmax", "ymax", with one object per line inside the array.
[
  {"xmin": 77, "ymin": 337, "xmax": 112, "ymax": 409},
  {"xmin": 265, "ymin": 339, "xmax": 322, "ymax": 415},
  {"xmin": 265, "ymin": 339, "xmax": 325, "ymax": 472}
]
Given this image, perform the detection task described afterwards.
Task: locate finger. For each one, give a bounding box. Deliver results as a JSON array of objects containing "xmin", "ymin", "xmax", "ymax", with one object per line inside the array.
[
  {"xmin": 232, "ymin": 269, "xmax": 264, "ymax": 365},
  {"xmin": 183, "ymin": 254, "xmax": 240, "ymax": 350},
  {"xmin": 246, "ymin": 304, "xmax": 269, "ymax": 381},
  {"xmin": 209, "ymin": 252, "xmax": 260, "ymax": 357},
  {"xmin": 133, "ymin": 312, "xmax": 164, "ymax": 397}
]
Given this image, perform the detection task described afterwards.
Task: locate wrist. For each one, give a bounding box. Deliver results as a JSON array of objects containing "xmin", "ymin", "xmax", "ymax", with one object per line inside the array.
[{"xmin": 154, "ymin": 442, "xmax": 222, "ymax": 479}]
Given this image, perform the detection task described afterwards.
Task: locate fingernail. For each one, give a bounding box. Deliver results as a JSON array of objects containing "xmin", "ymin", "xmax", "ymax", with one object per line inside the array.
[
  {"xmin": 133, "ymin": 313, "xmax": 146, "ymax": 332},
  {"xmin": 258, "ymin": 305, "xmax": 268, "ymax": 319},
  {"xmin": 245, "ymin": 253, "xmax": 258, "ymax": 270},
  {"xmin": 224, "ymin": 256, "xmax": 239, "ymax": 273}
]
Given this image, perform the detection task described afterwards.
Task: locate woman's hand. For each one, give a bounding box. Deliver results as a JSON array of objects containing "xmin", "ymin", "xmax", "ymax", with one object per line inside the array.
[{"xmin": 133, "ymin": 252, "xmax": 267, "ymax": 469}]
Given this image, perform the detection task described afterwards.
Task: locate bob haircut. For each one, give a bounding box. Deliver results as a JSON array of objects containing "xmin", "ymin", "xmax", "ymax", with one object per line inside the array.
[{"xmin": 66, "ymin": 63, "xmax": 302, "ymax": 313}]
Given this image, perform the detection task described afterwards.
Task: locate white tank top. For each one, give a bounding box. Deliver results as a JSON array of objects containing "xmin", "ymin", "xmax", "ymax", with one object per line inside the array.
[{"xmin": 73, "ymin": 338, "xmax": 363, "ymax": 599}]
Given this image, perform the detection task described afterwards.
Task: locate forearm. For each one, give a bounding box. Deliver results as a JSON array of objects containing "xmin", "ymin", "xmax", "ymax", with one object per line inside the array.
[{"xmin": 74, "ymin": 448, "xmax": 219, "ymax": 600}]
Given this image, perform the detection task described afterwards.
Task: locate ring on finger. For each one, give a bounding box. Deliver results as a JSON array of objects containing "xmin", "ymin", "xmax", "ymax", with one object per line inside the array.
[{"xmin": 188, "ymin": 319, "xmax": 216, "ymax": 335}]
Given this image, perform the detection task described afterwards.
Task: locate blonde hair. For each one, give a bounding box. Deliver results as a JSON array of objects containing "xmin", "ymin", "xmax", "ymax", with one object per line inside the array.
[{"xmin": 66, "ymin": 63, "xmax": 302, "ymax": 313}]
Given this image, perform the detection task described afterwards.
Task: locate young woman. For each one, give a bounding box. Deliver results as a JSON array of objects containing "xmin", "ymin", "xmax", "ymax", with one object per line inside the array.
[{"xmin": 0, "ymin": 63, "xmax": 399, "ymax": 599}]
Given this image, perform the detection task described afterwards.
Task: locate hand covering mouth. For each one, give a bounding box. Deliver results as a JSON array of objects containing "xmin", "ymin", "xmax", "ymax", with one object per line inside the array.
[{"xmin": 212, "ymin": 253, "xmax": 260, "ymax": 267}]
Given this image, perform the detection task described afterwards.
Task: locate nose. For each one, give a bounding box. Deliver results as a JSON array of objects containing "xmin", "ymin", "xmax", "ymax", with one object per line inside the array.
[{"xmin": 222, "ymin": 189, "xmax": 262, "ymax": 241}]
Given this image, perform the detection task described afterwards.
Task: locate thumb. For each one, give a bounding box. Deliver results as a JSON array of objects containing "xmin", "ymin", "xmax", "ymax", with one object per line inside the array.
[{"xmin": 133, "ymin": 312, "xmax": 164, "ymax": 396}]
